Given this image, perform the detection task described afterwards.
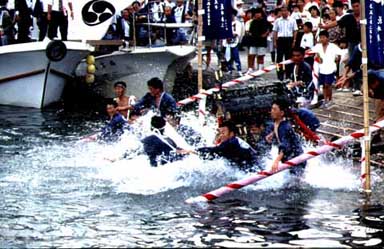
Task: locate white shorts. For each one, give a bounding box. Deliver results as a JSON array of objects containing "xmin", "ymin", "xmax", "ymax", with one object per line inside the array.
[{"xmin": 249, "ymin": 46, "xmax": 267, "ymax": 56}]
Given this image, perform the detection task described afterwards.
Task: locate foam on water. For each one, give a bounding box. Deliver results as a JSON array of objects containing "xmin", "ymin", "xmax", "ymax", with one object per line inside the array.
[{"xmin": 3, "ymin": 111, "xmax": 373, "ymax": 197}]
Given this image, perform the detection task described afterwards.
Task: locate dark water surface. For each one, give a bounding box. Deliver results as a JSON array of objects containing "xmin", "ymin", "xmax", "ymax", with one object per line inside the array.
[{"xmin": 1, "ymin": 105, "xmax": 384, "ymax": 248}]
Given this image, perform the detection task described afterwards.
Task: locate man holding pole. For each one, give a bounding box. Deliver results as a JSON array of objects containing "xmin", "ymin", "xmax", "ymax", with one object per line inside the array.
[{"xmin": 267, "ymin": 98, "xmax": 306, "ymax": 177}]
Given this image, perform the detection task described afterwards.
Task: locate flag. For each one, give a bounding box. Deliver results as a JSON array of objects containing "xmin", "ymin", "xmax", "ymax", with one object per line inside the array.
[
  {"xmin": 366, "ymin": 0, "xmax": 384, "ymax": 67},
  {"xmin": 202, "ymin": 0, "xmax": 233, "ymax": 40}
]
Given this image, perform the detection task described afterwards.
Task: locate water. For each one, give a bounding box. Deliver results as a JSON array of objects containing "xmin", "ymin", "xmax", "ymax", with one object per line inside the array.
[{"xmin": 1, "ymin": 105, "xmax": 384, "ymax": 248}]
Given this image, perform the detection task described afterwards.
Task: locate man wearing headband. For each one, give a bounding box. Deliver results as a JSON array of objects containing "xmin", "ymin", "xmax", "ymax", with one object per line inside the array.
[{"xmin": 142, "ymin": 115, "xmax": 179, "ymax": 166}]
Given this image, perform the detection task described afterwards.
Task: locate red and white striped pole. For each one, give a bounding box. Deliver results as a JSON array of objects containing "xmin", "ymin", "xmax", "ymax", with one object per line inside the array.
[{"xmin": 185, "ymin": 120, "xmax": 384, "ymax": 204}]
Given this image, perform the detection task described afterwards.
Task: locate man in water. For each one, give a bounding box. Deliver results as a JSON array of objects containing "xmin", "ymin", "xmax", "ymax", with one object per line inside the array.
[
  {"xmin": 113, "ymin": 81, "xmax": 136, "ymax": 119},
  {"xmin": 142, "ymin": 115, "xmax": 179, "ymax": 166},
  {"xmin": 99, "ymin": 100, "xmax": 127, "ymax": 142},
  {"xmin": 165, "ymin": 111, "xmax": 202, "ymax": 147},
  {"xmin": 130, "ymin": 77, "xmax": 177, "ymax": 117},
  {"xmin": 247, "ymin": 119, "xmax": 273, "ymax": 161},
  {"xmin": 184, "ymin": 121, "xmax": 260, "ymax": 172},
  {"xmin": 267, "ymin": 98, "xmax": 306, "ymax": 176}
]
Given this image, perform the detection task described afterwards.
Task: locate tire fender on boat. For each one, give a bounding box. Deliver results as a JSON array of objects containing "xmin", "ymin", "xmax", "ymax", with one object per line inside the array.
[{"xmin": 46, "ymin": 40, "xmax": 67, "ymax": 62}]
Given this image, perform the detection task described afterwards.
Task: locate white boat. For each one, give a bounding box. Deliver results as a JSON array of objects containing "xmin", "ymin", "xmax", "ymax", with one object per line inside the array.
[
  {"xmin": 75, "ymin": 45, "xmax": 196, "ymax": 98},
  {"xmin": 0, "ymin": 40, "xmax": 93, "ymax": 108}
]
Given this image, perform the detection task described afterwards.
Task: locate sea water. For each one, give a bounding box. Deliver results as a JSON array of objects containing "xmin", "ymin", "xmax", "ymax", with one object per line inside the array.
[{"xmin": 0, "ymin": 105, "xmax": 383, "ymax": 248}]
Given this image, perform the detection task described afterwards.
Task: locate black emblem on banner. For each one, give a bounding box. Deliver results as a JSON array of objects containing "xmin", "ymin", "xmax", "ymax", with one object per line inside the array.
[{"xmin": 82, "ymin": 0, "xmax": 116, "ymax": 26}]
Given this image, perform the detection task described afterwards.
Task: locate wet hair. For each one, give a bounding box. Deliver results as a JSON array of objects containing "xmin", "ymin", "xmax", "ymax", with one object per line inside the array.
[
  {"xmin": 147, "ymin": 77, "xmax": 164, "ymax": 91},
  {"xmin": 272, "ymin": 98, "xmax": 290, "ymax": 115},
  {"xmin": 0, "ymin": 0, "xmax": 8, "ymax": 6},
  {"xmin": 106, "ymin": 99, "xmax": 119, "ymax": 108},
  {"xmin": 114, "ymin": 81, "xmax": 127, "ymax": 89},
  {"xmin": 274, "ymin": 8, "xmax": 281, "ymax": 15},
  {"xmin": 333, "ymin": 1, "xmax": 343, "ymax": 8},
  {"xmin": 151, "ymin": 115, "xmax": 166, "ymax": 131},
  {"xmin": 319, "ymin": 30, "xmax": 329, "ymax": 38},
  {"xmin": 351, "ymin": 0, "xmax": 359, "ymax": 5},
  {"xmin": 219, "ymin": 120, "xmax": 237, "ymax": 134},
  {"xmin": 129, "ymin": 109, "xmax": 141, "ymax": 119},
  {"xmin": 303, "ymin": 21, "xmax": 313, "ymax": 30}
]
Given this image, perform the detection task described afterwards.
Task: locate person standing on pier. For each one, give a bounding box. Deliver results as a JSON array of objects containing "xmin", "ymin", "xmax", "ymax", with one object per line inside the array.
[
  {"xmin": 32, "ymin": 0, "xmax": 49, "ymax": 41},
  {"xmin": 48, "ymin": 0, "xmax": 74, "ymax": 41},
  {"xmin": 268, "ymin": 98, "xmax": 306, "ymax": 177}
]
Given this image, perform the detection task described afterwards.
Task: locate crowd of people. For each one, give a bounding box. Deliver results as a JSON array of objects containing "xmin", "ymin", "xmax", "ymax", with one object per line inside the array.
[{"xmin": 0, "ymin": 0, "xmax": 74, "ymax": 45}]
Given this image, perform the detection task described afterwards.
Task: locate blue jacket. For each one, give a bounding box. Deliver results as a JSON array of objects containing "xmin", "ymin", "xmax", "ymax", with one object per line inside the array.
[
  {"xmin": 275, "ymin": 120, "xmax": 304, "ymax": 161},
  {"xmin": 293, "ymin": 108, "xmax": 320, "ymax": 132},
  {"xmin": 100, "ymin": 113, "xmax": 126, "ymax": 142},
  {"xmin": 286, "ymin": 61, "xmax": 314, "ymax": 100},
  {"xmin": 142, "ymin": 134, "xmax": 178, "ymax": 166},
  {"xmin": 198, "ymin": 137, "xmax": 260, "ymax": 171},
  {"xmin": 134, "ymin": 92, "xmax": 177, "ymax": 117}
]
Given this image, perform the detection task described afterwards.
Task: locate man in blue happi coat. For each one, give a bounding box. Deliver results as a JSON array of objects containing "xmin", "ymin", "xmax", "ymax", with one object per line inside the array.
[
  {"xmin": 194, "ymin": 121, "xmax": 260, "ymax": 172},
  {"xmin": 99, "ymin": 100, "xmax": 127, "ymax": 142},
  {"xmin": 131, "ymin": 77, "xmax": 177, "ymax": 117},
  {"xmin": 142, "ymin": 115, "xmax": 179, "ymax": 166},
  {"xmin": 268, "ymin": 98, "xmax": 306, "ymax": 176}
]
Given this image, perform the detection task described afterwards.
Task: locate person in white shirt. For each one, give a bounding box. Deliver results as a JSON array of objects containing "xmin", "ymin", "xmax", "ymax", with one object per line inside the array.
[
  {"xmin": 297, "ymin": 0, "xmax": 310, "ymax": 22},
  {"xmin": 150, "ymin": 0, "xmax": 165, "ymax": 23},
  {"xmin": 312, "ymin": 30, "xmax": 343, "ymax": 108},
  {"xmin": 223, "ymin": 15, "xmax": 242, "ymax": 76},
  {"xmin": 48, "ymin": 0, "xmax": 73, "ymax": 41},
  {"xmin": 308, "ymin": 5, "xmax": 320, "ymax": 34},
  {"xmin": 300, "ymin": 21, "xmax": 314, "ymax": 50}
]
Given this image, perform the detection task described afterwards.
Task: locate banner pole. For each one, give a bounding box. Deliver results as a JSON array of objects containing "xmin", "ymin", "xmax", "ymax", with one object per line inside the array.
[
  {"xmin": 360, "ymin": 0, "xmax": 371, "ymax": 194},
  {"xmin": 197, "ymin": 0, "xmax": 204, "ymax": 92}
]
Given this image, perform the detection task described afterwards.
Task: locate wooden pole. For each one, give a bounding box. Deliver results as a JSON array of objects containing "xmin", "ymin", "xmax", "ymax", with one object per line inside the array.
[
  {"xmin": 197, "ymin": 0, "xmax": 204, "ymax": 92},
  {"xmin": 360, "ymin": 0, "xmax": 371, "ymax": 194}
]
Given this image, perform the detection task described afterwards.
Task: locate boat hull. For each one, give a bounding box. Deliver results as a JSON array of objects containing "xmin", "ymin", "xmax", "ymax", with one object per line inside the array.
[
  {"xmin": 0, "ymin": 41, "xmax": 93, "ymax": 108},
  {"xmin": 76, "ymin": 45, "xmax": 196, "ymax": 99}
]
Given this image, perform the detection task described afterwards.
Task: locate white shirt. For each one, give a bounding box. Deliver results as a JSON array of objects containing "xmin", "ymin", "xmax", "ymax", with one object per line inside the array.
[
  {"xmin": 300, "ymin": 32, "xmax": 314, "ymax": 49},
  {"xmin": 123, "ymin": 19, "xmax": 130, "ymax": 37},
  {"xmin": 309, "ymin": 16, "xmax": 320, "ymax": 31},
  {"xmin": 151, "ymin": 2, "xmax": 164, "ymax": 22},
  {"xmin": 273, "ymin": 16, "xmax": 298, "ymax": 38},
  {"xmin": 50, "ymin": 0, "xmax": 71, "ymax": 14},
  {"xmin": 312, "ymin": 42, "xmax": 343, "ymax": 74},
  {"xmin": 174, "ymin": 5, "xmax": 184, "ymax": 23},
  {"xmin": 299, "ymin": 10, "xmax": 311, "ymax": 22}
]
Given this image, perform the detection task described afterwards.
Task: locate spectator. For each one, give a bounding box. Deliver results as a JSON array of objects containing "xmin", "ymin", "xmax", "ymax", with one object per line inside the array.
[
  {"xmin": 33, "ymin": 0, "xmax": 50, "ymax": 41},
  {"xmin": 116, "ymin": 8, "xmax": 134, "ymax": 42},
  {"xmin": 300, "ymin": 21, "xmax": 314, "ymax": 51},
  {"xmin": 319, "ymin": 0, "xmax": 361, "ymax": 58},
  {"xmin": 368, "ymin": 70, "xmax": 384, "ymax": 122},
  {"xmin": 273, "ymin": 6, "xmax": 298, "ymax": 80},
  {"xmin": 308, "ymin": 5, "xmax": 320, "ymax": 35},
  {"xmin": 304, "ymin": 0, "xmax": 319, "ymax": 13},
  {"xmin": 0, "ymin": 0, "xmax": 13, "ymax": 45},
  {"xmin": 326, "ymin": 8, "xmax": 342, "ymax": 44},
  {"xmin": 312, "ymin": 30, "xmax": 343, "ymax": 108},
  {"xmin": 247, "ymin": 7, "xmax": 270, "ymax": 73},
  {"xmin": 15, "ymin": 0, "xmax": 32, "ymax": 43},
  {"xmin": 336, "ymin": 43, "xmax": 362, "ymax": 96},
  {"xmin": 48, "ymin": 0, "xmax": 74, "ymax": 41},
  {"xmin": 223, "ymin": 14, "xmax": 243, "ymax": 76},
  {"xmin": 172, "ymin": 0, "xmax": 192, "ymax": 45},
  {"xmin": 297, "ymin": 0, "xmax": 310, "ymax": 22},
  {"xmin": 161, "ymin": 6, "xmax": 177, "ymax": 45}
]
